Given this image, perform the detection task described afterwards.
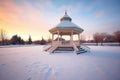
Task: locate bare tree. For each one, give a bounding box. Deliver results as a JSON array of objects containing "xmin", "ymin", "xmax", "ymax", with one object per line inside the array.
[
  {"xmin": 114, "ymin": 30, "xmax": 120, "ymax": 46},
  {"xmin": 93, "ymin": 33, "xmax": 100, "ymax": 46},
  {"xmin": 104, "ymin": 34, "xmax": 114, "ymax": 42},
  {"xmin": 99, "ymin": 33, "xmax": 107, "ymax": 46},
  {"xmin": 0, "ymin": 29, "xmax": 7, "ymax": 45},
  {"xmin": 93, "ymin": 32, "xmax": 107, "ymax": 46},
  {"xmin": 80, "ymin": 34, "xmax": 86, "ymax": 43}
]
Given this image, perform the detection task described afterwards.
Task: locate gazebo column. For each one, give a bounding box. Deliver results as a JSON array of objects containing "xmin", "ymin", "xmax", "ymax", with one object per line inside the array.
[
  {"xmin": 60, "ymin": 35, "xmax": 62, "ymax": 39},
  {"xmin": 60, "ymin": 35, "xmax": 62, "ymax": 45},
  {"xmin": 78, "ymin": 33, "xmax": 80, "ymax": 45},
  {"xmin": 70, "ymin": 30, "xmax": 73, "ymax": 45},
  {"xmin": 52, "ymin": 34, "xmax": 54, "ymax": 45},
  {"xmin": 57, "ymin": 30, "xmax": 60, "ymax": 46}
]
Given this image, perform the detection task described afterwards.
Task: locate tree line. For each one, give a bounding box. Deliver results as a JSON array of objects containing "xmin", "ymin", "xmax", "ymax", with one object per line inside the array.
[
  {"xmin": 0, "ymin": 29, "xmax": 120, "ymax": 46},
  {"xmin": 0, "ymin": 29, "xmax": 51, "ymax": 45},
  {"xmin": 93, "ymin": 31, "xmax": 120, "ymax": 46}
]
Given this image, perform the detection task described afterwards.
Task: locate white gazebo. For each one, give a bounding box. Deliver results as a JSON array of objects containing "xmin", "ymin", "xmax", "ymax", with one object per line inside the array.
[{"xmin": 45, "ymin": 11, "xmax": 87, "ymax": 54}]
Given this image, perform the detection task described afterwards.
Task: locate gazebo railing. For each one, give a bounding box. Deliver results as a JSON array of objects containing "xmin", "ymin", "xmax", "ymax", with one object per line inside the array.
[
  {"xmin": 74, "ymin": 41, "xmax": 80, "ymax": 46},
  {"xmin": 47, "ymin": 45, "xmax": 58, "ymax": 53},
  {"xmin": 61, "ymin": 41, "xmax": 70, "ymax": 45},
  {"xmin": 52, "ymin": 40, "xmax": 71, "ymax": 46},
  {"xmin": 43, "ymin": 45, "xmax": 52, "ymax": 51},
  {"xmin": 52, "ymin": 40, "xmax": 58, "ymax": 45},
  {"xmin": 72, "ymin": 42, "xmax": 79, "ymax": 52},
  {"xmin": 52, "ymin": 40, "xmax": 80, "ymax": 47}
]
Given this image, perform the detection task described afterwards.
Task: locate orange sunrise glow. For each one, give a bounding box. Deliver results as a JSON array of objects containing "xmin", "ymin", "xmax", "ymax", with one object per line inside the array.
[{"xmin": 0, "ymin": 0, "xmax": 120, "ymax": 41}]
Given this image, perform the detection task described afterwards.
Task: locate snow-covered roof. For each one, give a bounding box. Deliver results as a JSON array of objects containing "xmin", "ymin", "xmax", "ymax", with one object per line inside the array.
[
  {"xmin": 63, "ymin": 13, "xmax": 71, "ymax": 18},
  {"xmin": 61, "ymin": 13, "xmax": 71, "ymax": 20},
  {"xmin": 56, "ymin": 20, "xmax": 82, "ymax": 29},
  {"xmin": 60, "ymin": 11, "xmax": 72, "ymax": 22},
  {"xmin": 49, "ymin": 11, "xmax": 84, "ymax": 34}
]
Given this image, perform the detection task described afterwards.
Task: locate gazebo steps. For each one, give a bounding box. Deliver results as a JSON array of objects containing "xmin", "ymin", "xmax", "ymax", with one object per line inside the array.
[
  {"xmin": 53, "ymin": 51, "xmax": 74, "ymax": 53},
  {"xmin": 52, "ymin": 46, "xmax": 89, "ymax": 54},
  {"xmin": 76, "ymin": 50, "xmax": 87, "ymax": 54},
  {"xmin": 45, "ymin": 45, "xmax": 89, "ymax": 54},
  {"xmin": 55, "ymin": 47, "xmax": 74, "ymax": 51},
  {"xmin": 76, "ymin": 46, "xmax": 88, "ymax": 54},
  {"xmin": 53, "ymin": 47, "xmax": 74, "ymax": 53}
]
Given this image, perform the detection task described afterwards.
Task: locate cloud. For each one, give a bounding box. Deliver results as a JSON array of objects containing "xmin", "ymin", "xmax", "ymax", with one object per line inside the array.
[
  {"xmin": 95, "ymin": 11, "xmax": 106, "ymax": 18},
  {"xmin": 0, "ymin": 0, "xmax": 119, "ymax": 40},
  {"xmin": 0, "ymin": 0, "xmax": 55, "ymax": 40}
]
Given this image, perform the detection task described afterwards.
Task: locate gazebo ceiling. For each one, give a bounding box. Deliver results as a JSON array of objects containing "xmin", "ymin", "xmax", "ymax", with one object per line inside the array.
[{"xmin": 49, "ymin": 11, "xmax": 84, "ymax": 35}]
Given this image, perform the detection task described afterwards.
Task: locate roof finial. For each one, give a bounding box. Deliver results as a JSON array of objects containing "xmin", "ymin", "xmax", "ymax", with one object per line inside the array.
[{"xmin": 65, "ymin": 10, "xmax": 67, "ymax": 15}]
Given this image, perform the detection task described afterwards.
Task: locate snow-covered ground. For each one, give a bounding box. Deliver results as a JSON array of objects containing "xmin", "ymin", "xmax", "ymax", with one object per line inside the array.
[{"xmin": 0, "ymin": 45, "xmax": 120, "ymax": 80}]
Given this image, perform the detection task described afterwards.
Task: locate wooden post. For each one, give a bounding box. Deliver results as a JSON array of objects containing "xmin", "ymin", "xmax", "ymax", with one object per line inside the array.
[
  {"xmin": 52, "ymin": 34, "xmax": 54, "ymax": 45},
  {"xmin": 60, "ymin": 35, "xmax": 62, "ymax": 45},
  {"xmin": 57, "ymin": 30, "xmax": 60, "ymax": 46},
  {"xmin": 78, "ymin": 33, "xmax": 80, "ymax": 45},
  {"xmin": 71, "ymin": 30, "xmax": 73, "ymax": 45}
]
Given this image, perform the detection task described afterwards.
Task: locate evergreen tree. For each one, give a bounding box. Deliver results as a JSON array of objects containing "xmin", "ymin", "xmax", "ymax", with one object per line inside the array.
[
  {"xmin": 40, "ymin": 37, "xmax": 47, "ymax": 45},
  {"xmin": 28, "ymin": 35, "xmax": 32, "ymax": 44},
  {"xmin": 10, "ymin": 35, "xmax": 24, "ymax": 45}
]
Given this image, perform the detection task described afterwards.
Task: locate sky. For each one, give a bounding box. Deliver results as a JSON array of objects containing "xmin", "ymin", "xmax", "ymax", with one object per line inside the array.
[{"xmin": 0, "ymin": 0, "xmax": 120, "ymax": 41}]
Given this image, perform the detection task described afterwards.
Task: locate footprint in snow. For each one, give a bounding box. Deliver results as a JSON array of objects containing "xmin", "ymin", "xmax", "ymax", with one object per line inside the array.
[
  {"xmin": 44, "ymin": 67, "xmax": 55, "ymax": 80},
  {"xmin": 0, "ymin": 64, "xmax": 6, "ymax": 67},
  {"xmin": 26, "ymin": 62, "xmax": 55, "ymax": 80},
  {"xmin": 44, "ymin": 65, "xmax": 62, "ymax": 80},
  {"xmin": 27, "ymin": 77, "xmax": 32, "ymax": 80}
]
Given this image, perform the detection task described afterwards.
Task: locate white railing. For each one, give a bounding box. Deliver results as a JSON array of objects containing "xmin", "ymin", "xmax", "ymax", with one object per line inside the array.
[
  {"xmin": 47, "ymin": 45, "xmax": 58, "ymax": 53},
  {"xmin": 43, "ymin": 45, "xmax": 52, "ymax": 51},
  {"xmin": 72, "ymin": 42, "xmax": 78, "ymax": 52},
  {"xmin": 45, "ymin": 40, "xmax": 82, "ymax": 54},
  {"xmin": 52, "ymin": 40, "xmax": 80, "ymax": 46},
  {"xmin": 52, "ymin": 41, "xmax": 58, "ymax": 46},
  {"xmin": 74, "ymin": 41, "xmax": 79, "ymax": 46}
]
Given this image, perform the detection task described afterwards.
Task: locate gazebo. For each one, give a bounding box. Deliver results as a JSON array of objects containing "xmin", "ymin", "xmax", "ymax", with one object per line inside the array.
[{"xmin": 45, "ymin": 11, "xmax": 88, "ymax": 54}]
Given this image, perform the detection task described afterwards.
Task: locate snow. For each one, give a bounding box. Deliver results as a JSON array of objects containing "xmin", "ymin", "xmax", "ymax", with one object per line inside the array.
[
  {"xmin": 0, "ymin": 45, "xmax": 120, "ymax": 80},
  {"xmin": 56, "ymin": 13, "xmax": 83, "ymax": 30},
  {"xmin": 83, "ymin": 43, "xmax": 120, "ymax": 46},
  {"xmin": 56, "ymin": 20, "xmax": 82, "ymax": 29}
]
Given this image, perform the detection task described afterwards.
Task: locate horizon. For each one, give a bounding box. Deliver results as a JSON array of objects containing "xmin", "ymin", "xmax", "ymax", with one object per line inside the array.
[{"xmin": 0, "ymin": 0, "xmax": 120, "ymax": 41}]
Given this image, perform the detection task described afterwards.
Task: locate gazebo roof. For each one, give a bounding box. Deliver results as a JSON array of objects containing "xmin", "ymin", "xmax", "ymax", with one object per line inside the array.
[
  {"xmin": 49, "ymin": 11, "xmax": 84, "ymax": 35},
  {"xmin": 56, "ymin": 20, "xmax": 81, "ymax": 28}
]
